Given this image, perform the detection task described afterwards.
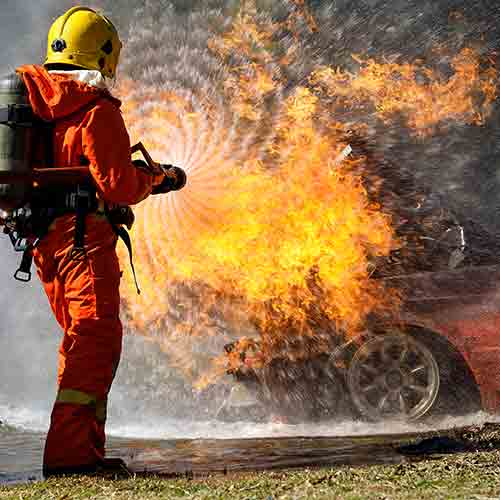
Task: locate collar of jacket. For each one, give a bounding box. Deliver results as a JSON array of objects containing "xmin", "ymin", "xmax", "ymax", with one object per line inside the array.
[{"xmin": 47, "ymin": 69, "xmax": 109, "ymax": 90}]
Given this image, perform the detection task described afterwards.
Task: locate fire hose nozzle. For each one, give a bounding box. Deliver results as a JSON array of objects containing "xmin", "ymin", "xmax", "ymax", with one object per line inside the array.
[
  {"xmin": 130, "ymin": 142, "xmax": 187, "ymax": 194},
  {"xmin": 152, "ymin": 165, "xmax": 187, "ymax": 194}
]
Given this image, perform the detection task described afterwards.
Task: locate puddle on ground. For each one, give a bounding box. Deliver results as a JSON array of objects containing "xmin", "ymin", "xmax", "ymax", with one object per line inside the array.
[{"xmin": 2, "ymin": 419, "xmax": 499, "ymax": 484}]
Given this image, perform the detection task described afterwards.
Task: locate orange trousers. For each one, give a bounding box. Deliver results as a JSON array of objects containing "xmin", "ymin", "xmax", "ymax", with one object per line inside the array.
[{"xmin": 33, "ymin": 214, "xmax": 122, "ymax": 472}]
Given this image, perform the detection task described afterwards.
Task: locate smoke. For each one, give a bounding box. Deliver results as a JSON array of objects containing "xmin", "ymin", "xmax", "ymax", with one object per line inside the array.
[
  {"xmin": 90, "ymin": 0, "xmax": 500, "ymax": 241},
  {"xmin": 4, "ymin": 0, "xmax": 498, "ymax": 228},
  {"xmin": 312, "ymin": 0, "xmax": 500, "ymax": 233}
]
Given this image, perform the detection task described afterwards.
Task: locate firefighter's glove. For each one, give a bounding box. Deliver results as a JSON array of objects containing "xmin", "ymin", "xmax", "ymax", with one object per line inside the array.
[
  {"xmin": 133, "ymin": 158, "xmax": 166, "ymax": 186},
  {"xmin": 152, "ymin": 165, "xmax": 187, "ymax": 194}
]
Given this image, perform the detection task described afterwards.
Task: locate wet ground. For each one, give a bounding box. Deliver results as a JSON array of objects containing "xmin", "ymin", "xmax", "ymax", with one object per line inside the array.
[{"xmin": 3, "ymin": 421, "xmax": 500, "ymax": 485}]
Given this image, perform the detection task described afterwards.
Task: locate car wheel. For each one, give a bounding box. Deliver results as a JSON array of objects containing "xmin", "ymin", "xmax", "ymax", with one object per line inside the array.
[{"xmin": 347, "ymin": 331, "xmax": 457, "ymax": 421}]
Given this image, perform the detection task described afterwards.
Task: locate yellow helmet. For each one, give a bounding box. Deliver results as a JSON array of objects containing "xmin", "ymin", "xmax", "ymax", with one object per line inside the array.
[{"xmin": 44, "ymin": 6, "xmax": 122, "ymax": 79}]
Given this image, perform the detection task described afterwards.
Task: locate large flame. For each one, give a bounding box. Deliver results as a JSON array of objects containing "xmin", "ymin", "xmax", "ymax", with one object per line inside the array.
[
  {"xmin": 310, "ymin": 48, "xmax": 497, "ymax": 136},
  {"xmin": 117, "ymin": 5, "xmax": 496, "ymax": 387}
]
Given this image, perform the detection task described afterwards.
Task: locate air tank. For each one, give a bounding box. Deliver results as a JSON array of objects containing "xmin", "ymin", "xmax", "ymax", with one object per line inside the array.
[{"xmin": 0, "ymin": 73, "xmax": 33, "ymax": 211}]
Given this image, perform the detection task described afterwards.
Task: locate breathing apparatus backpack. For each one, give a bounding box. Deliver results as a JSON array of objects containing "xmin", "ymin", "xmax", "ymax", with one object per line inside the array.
[
  {"xmin": 0, "ymin": 72, "xmax": 135, "ymax": 284},
  {"xmin": 0, "ymin": 73, "xmax": 36, "ymax": 212}
]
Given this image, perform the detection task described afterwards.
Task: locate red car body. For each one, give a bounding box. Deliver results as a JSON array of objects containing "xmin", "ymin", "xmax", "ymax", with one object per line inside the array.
[{"xmin": 385, "ymin": 265, "xmax": 500, "ymax": 414}]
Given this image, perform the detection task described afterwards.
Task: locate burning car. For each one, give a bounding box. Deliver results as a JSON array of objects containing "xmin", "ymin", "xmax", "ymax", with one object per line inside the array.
[{"xmin": 218, "ymin": 207, "xmax": 500, "ymax": 423}]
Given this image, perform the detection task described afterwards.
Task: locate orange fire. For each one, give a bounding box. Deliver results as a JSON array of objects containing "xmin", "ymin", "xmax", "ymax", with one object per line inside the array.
[
  {"xmin": 310, "ymin": 48, "xmax": 497, "ymax": 136},
  {"xmin": 117, "ymin": 6, "xmax": 497, "ymax": 387}
]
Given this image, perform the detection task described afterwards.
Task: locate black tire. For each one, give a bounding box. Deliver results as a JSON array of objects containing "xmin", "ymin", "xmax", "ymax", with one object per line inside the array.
[{"xmin": 411, "ymin": 328, "xmax": 481, "ymax": 419}]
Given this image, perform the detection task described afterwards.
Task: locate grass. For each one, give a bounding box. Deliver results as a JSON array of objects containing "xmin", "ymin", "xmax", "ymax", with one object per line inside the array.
[{"xmin": 3, "ymin": 450, "xmax": 500, "ymax": 499}]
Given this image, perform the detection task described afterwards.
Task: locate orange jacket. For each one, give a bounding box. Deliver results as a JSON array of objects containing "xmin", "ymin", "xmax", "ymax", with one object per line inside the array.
[{"xmin": 17, "ymin": 65, "xmax": 153, "ymax": 205}]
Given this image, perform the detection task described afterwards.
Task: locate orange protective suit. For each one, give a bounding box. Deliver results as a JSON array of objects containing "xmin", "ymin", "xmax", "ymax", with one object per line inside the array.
[{"xmin": 17, "ymin": 65, "xmax": 154, "ymax": 474}]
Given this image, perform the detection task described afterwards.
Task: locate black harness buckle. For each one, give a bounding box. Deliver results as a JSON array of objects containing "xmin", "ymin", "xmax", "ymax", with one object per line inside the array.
[
  {"xmin": 13, "ymin": 237, "xmax": 29, "ymax": 252},
  {"xmin": 14, "ymin": 268, "xmax": 31, "ymax": 282}
]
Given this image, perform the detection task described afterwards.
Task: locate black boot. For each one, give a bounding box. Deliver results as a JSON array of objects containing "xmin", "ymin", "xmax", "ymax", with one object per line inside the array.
[{"xmin": 43, "ymin": 458, "xmax": 129, "ymax": 478}]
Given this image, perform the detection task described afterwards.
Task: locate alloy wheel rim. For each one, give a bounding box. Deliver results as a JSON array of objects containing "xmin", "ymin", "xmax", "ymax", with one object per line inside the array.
[{"xmin": 347, "ymin": 333, "xmax": 440, "ymax": 421}]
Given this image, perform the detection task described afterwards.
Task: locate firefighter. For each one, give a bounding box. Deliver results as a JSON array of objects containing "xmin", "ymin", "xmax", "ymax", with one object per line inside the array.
[{"xmin": 16, "ymin": 6, "xmax": 169, "ymax": 476}]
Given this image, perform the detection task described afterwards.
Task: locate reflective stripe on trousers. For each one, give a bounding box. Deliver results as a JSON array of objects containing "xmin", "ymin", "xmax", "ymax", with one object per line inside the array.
[{"xmin": 56, "ymin": 389, "xmax": 107, "ymax": 423}]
